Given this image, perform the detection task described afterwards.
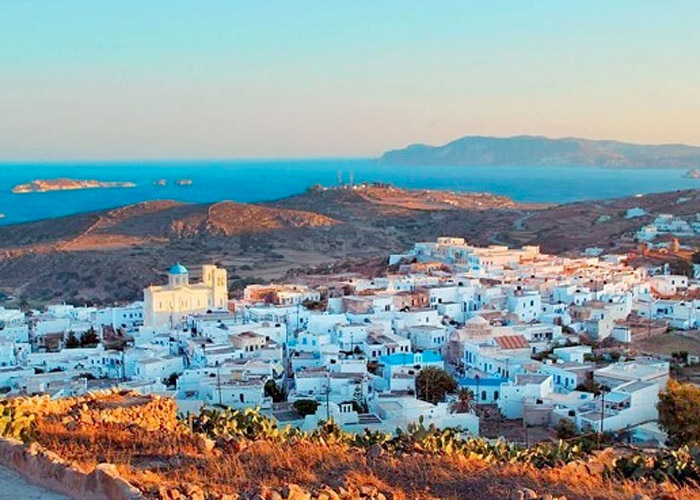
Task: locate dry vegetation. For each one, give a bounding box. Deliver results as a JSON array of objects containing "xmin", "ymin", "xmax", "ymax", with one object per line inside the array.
[
  {"xmin": 2, "ymin": 391, "xmax": 699, "ymax": 500},
  {"xmin": 2, "ymin": 185, "xmax": 700, "ymax": 305}
]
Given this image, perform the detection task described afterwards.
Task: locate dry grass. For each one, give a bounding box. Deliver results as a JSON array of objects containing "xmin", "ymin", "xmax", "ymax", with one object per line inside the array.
[
  {"xmin": 635, "ymin": 333, "xmax": 700, "ymax": 357},
  {"xmin": 15, "ymin": 393, "xmax": 700, "ymax": 500}
]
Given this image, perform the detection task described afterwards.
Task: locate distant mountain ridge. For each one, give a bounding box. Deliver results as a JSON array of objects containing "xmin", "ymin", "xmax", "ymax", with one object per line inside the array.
[{"xmin": 380, "ymin": 135, "xmax": 700, "ymax": 168}]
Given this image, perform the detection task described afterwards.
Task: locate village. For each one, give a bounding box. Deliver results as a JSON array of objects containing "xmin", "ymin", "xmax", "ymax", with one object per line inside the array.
[{"xmin": 0, "ymin": 237, "xmax": 698, "ymax": 447}]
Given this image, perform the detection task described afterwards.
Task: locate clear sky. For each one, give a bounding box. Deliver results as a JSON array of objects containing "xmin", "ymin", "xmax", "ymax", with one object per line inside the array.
[{"xmin": 1, "ymin": 0, "xmax": 699, "ymax": 161}]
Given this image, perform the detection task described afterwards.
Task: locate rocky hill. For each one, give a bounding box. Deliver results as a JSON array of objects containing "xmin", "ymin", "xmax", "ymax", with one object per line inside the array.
[
  {"xmin": 1, "ymin": 391, "xmax": 698, "ymax": 500},
  {"xmin": 1, "ymin": 184, "xmax": 700, "ymax": 304},
  {"xmin": 380, "ymin": 135, "xmax": 700, "ymax": 168}
]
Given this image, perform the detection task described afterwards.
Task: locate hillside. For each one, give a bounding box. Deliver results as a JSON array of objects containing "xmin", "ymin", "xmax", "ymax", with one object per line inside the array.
[
  {"xmin": 380, "ymin": 135, "xmax": 700, "ymax": 168},
  {"xmin": 0, "ymin": 186, "xmax": 534, "ymax": 304},
  {"xmin": 1, "ymin": 392, "xmax": 699, "ymax": 500},
  {"xmin": 1, "ymin": 184, "xmax": 700, "ymax": 304}
]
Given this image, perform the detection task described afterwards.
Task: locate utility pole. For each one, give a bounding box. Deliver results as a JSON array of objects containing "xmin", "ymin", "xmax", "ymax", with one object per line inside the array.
[
  {"xmin": 475, "ymin": 374, "xmax": 480, "ymax": 407},
  {"xmin": 216, "ymin": 361, "xmax": 222, "ymax": 407},
  {"xmin": 325, "ymin": 375, "xmax": 331, "ymax": 420},
  {"xmin": 599, "ymin": 389, "xmax": 606, "ymax": 446}
]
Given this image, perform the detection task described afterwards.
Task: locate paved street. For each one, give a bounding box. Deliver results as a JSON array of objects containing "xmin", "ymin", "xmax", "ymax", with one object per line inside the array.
[{"xmin": 0, "ymin": 465, "xmax": 71, "ymax": 500}]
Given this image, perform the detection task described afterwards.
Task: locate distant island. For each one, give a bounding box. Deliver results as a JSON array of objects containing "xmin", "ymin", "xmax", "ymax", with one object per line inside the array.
[
  {"xmin": 11, "ymin": 178, "xmax": 136, "ymax": 194},
  {"xmin": 380, "ymin": 135, "xmax": 700, "ymax": 168}
]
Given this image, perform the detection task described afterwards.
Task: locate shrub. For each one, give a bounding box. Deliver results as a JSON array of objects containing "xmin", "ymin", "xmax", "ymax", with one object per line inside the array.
[
  {"xmin": 415, "ymin": 366, "xmax": 457, "ymax": 404},
  {"xmin": 658, "ymin": 379, "xmax": 700, "ymax": 447},
  {"xmin": 554, "ymin": 418, "xmax": 578, "ymax": 440},
  {"xmin": 293, "ymin": 399, "xmax": 319, "ymax": 417}
]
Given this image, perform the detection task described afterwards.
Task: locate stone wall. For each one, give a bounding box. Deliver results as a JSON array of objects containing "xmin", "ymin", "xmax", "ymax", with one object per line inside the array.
[{"xmin": 0, "ymin": 435, "xmax": 144, "ymax": 500}]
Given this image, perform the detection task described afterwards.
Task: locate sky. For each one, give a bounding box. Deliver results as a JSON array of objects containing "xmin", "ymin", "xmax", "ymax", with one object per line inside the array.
[{"xmin": 1, "ymin": 0, "xmax": 699, "ymax": 161}]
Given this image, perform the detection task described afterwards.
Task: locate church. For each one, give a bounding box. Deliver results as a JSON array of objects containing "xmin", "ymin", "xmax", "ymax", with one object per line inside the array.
[{"xmin": 143, "ymin": 263, "xmax": 228, "ymax": 327}]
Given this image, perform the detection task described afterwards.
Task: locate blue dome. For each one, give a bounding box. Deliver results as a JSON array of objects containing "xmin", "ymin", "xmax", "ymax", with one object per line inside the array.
[{"xmin": 169, "ymin": 263, "xmax": 189, "ymax": 275}]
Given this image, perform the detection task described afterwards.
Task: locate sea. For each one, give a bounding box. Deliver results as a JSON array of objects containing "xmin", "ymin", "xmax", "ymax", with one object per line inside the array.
[{"xmin": 0, "ymin": 159, "xmax": 698, "ymax": 225}]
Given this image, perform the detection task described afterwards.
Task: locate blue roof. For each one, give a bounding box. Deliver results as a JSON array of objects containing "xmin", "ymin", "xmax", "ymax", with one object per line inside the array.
[
  {"xmin": 421, "ymin": 350, "xmax": 444, "ymax": 363},
  {"xmin": 460, "ymin": 377, "xmax": 508, "ymax": 387},
  {"xmin": 169, "ymin": 263, "xmax": 189, "ymax": 275},
  {"xmin": 379, "ymin": 351, "xmax": 443, "ymax": 366}
]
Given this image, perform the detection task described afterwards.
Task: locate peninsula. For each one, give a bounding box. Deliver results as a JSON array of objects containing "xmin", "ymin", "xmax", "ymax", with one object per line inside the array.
[
  {"xmin": 381, "ymin": 135, "xmax": 700, "ymax": 168},
  {"xmin": 11, "ymin": 178, "xmax": 136, "ymax": 194}
]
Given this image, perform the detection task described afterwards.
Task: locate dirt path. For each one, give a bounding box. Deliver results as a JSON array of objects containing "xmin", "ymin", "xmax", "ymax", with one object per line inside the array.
[{"xmin": 0, "ymin": 465, "xmax": 71, "ymax": 500}]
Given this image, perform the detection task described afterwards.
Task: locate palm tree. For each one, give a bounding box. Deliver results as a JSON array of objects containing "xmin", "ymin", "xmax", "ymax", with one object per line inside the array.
[{"xmin": 450, "ymin": 387, "xmax": 474, "ymax": 413}]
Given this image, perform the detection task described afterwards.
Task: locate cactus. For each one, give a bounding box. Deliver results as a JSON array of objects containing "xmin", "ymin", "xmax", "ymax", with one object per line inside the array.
[
  {"xmin": 181, "ymin": 406, "xmax": 700, "ymax": 485},
  {"xmin": 0, "ymin": 399, "xmax": 36, "ymax": 443}
]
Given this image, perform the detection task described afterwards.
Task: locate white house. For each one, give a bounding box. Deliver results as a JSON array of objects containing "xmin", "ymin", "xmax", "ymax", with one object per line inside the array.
[
  {"xmin": 498, "ymin": 373, "xmax": 554, "ymax": 419},
  {"xmin": 577, "ymin": 380, "xmax": 660, "ymax": 433},
  {"xmin": 506, "ymin": 290, "xmax": 541, "ymax": 323}
]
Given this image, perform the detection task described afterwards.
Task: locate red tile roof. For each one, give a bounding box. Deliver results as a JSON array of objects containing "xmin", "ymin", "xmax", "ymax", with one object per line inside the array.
[{"xmin": 494, "ymin": 334, "xmax": 529, "ymax": 350}]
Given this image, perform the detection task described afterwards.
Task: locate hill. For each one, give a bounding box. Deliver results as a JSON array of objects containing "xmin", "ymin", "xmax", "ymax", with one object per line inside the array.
[
  {"xmin": 1, "ymin": 391, "xmax": 699, "ymax": 500},
  {"xmin": 1, "ymin": 184, "xmax": 700, "ymax": 304},
  {"xmin": 0, "ymin": 186, "xmax": 534, "ymax": 304},
  {"xmin": 380, "ymin": 135, "xmax": 700, "ymax": 168}
]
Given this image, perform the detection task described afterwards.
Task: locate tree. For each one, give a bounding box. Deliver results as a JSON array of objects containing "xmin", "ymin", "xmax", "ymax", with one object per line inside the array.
[
  {"xmin": 65, "ymin": 331, "xmax": 80, "ymax": 349},
  {"xmin": 415, "ymin": 366, "xmax": 457, "ymax": 404},
  {"xmin": 164, "ymin": 372, "xmax": 180, "ymax": 388},
  {"xmin": 80, "ymin": 327, "xmax": 100, "ymax": 347},
  {"xmin": 692, "ymin": 251, "xmax": 700, "ymax": 265},
  {"xmin": 293, "ymin": 399, "xmax": 319, "ymax": 417},
  {"xmin": 669, "ymin": 259, "xmax": 693, "ymax": 278},
  {"xmin": 555, "ymin": 418, "xmax": 579, "ymax": 440},
  {"xmin": 658, "ymin": 378, "xmax": 700, "ymax": 447},
  {"xmin": 671, "ymin": 351, "xmax": 689, "ymax": 364},
  {"xmin": 450, "ymin": 387, "xmax": 474, "ymax": 413},
  {"xmin": 264, "ymin": 380, "xmax": 287, "ymax": 403}
]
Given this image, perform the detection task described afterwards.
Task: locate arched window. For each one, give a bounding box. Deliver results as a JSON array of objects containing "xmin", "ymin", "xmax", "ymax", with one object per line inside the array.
[
  {"xmin": 494, "ymin": 391, "xmax": 499, "ymax": 401},
  {"xmin": 481, "ymin": 390, "xmax": 487, "ymax": 401}
]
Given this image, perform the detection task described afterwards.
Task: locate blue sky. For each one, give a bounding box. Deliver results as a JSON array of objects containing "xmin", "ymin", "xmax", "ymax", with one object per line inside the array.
[{"xmin": 1, "ymin": 1, "xmax": 699, "ymax": 160}]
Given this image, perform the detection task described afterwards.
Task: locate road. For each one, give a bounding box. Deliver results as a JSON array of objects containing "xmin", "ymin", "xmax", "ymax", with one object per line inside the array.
[{"xmin": 0, "ymin": 465, "xmax": 71, "ymax": 500}]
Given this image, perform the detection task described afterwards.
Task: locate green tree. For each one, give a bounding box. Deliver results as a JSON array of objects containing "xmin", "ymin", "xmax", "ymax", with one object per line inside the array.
[
  {"xmin": 65, "ymin": 331, "xmax": 80, "ymax": 349},
  {"xmin": 80, "ymin": 327, "xmax": 100, "ymax": 347},
  {"xmin": 669, "ymin": 259, "xmax": 693, "ymax": 278},
  {"xmin": 554, "ymin": 418, "xmax": 579, "ymax": 440},
  {"xmin": 164, "ymin": 372, "xmax": 180, "ymax": 388},
  {"xmin": 658, "ymin": 378, "xmax": 700, "ymax": 447},
  {"xmin": 293, "ymin": 399, "xmax": 319, "ymax": 417},
  {"xmin": 264, "ymin": 380, "xmax": 287, "ymax": 403},
  {"xmin": 450, "ymin": 387, "xmax": 474, "ymax": 413},
  {"xmin": 415, "ymin": 366, "xmax": 457, "ymax": 404}
]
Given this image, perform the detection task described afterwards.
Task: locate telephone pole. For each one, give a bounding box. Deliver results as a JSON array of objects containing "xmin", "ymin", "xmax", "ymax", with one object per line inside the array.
[
  {"xmin": 216, "ymin": 361, "xmax": 222, "ymax": 407},
  {"xmin": 598, "ymin": 389, "xmax": 606, "ymax": 446},
  {"xmin": 325, "ymin": 374, "xmax": 331, "ymax": 420}
]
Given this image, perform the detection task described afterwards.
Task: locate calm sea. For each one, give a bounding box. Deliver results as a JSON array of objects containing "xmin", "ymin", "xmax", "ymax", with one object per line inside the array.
[{"xmin": 0, "ymin": 159, "xmax": 697, "ymax": 225}]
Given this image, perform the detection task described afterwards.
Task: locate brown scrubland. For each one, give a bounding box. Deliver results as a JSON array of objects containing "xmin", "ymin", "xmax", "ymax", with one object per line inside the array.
[{"xmin": 1, "ymin": 391, "xmax": 698, "ymax": 500}]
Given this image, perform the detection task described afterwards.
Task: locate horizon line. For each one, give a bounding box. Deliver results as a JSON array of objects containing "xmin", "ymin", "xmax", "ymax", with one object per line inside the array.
[
  {"xmin": 0, "ymin": 156, "xmax": 375, "ymax": 165},
  {"xmin": 3, "ymin": 132, "xmax": 700, "ymax": 164}
]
